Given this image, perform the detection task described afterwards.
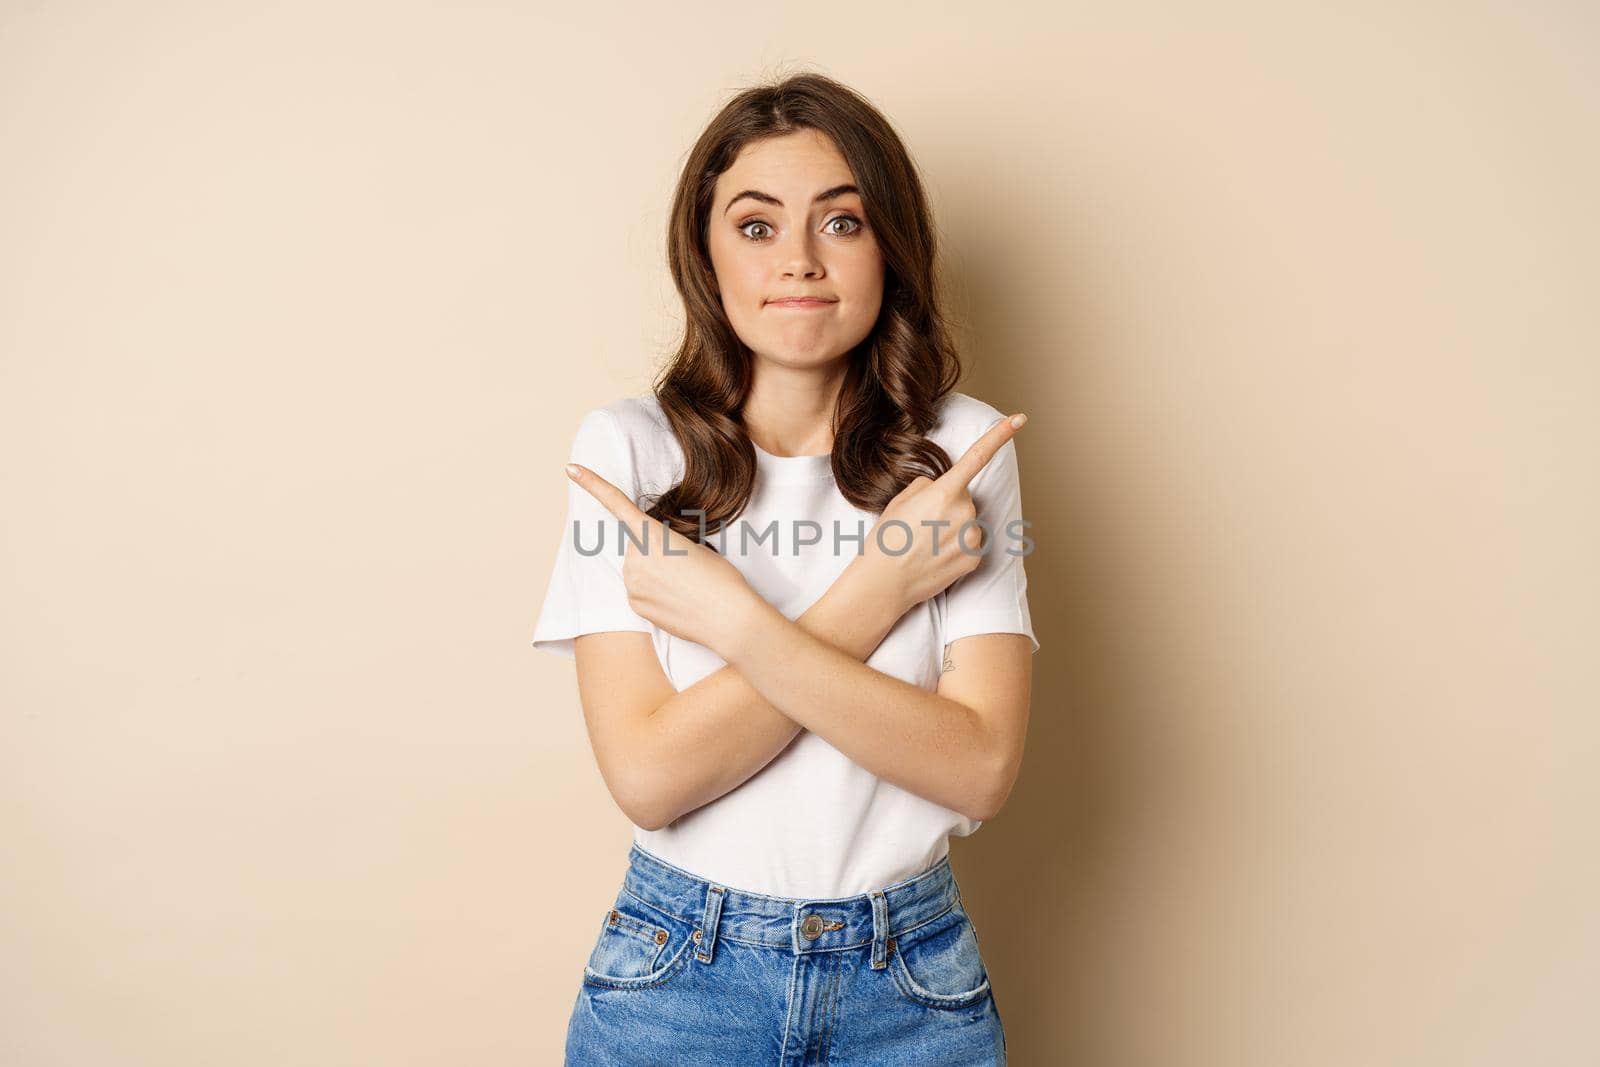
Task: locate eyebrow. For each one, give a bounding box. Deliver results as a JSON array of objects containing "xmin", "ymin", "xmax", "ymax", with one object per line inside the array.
[{"xmin": 722, "ymin": 183, "xmax": 860, "ymax": 216}]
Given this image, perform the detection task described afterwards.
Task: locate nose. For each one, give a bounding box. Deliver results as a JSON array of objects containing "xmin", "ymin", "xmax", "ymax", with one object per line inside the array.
[
  {"xmin": 779, "ymin": 233, "xmax": 824, "ymax": 280},
  {"xmin": 781, "ymin": 259, "xmax": 822, "ymax": 280}
]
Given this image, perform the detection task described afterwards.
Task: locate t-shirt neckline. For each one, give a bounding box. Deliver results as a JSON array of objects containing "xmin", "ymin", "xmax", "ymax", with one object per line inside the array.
[{"xmin": 751, "ymin": 441, "xmax": 835, "ymax": 484}]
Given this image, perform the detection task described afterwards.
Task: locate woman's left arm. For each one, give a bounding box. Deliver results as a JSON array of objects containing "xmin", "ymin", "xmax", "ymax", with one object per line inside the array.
[{"xmin": 717, "ymin": 600, "xmax": 1031, "ymax": 822}]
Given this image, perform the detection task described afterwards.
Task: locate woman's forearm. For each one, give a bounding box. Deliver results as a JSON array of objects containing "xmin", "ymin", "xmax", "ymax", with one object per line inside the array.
[
  {"xmin": 634, "ymin": 557, "xmax": 909, "ymax": 829},
  {"xmin": 718, "ymin": 598, "xmax": 1000, "ymax": 822}
]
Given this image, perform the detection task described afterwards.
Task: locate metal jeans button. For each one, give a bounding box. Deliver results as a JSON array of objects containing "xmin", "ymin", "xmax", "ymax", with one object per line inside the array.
[{"xmin": 800, "ymin": 914, "xmax": 824, "ymax": 940}]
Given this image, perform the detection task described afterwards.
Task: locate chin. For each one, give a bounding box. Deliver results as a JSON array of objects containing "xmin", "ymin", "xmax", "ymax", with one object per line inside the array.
[{"xmin": 754, "ymin": 344, "xmax": 851, "ymax": 369}]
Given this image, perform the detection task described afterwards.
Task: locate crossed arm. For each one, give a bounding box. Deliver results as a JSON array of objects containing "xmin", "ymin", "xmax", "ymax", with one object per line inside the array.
[{"xmin": 575, "ymin": 553, "xmax": 1031, "ymax": 831}]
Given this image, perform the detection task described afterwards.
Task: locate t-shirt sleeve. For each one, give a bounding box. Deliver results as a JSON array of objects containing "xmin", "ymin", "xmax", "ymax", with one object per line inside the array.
[
  {"xmin": 530, "ymin": 408, "xmax": 655, "ymax": 660},
  {"xmin": 940, "ymin": 424, "xmax": 1040, "ymax": 654}
]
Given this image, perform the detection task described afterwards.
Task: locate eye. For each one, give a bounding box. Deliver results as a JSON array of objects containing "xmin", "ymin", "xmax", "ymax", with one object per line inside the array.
[
  {"xmin": 736, "ymin": 214, "xmax": 866, "ymax": 243},
  {"xmin": 738, "ymin": 220, "xmax": 775, "ymax": 242}
]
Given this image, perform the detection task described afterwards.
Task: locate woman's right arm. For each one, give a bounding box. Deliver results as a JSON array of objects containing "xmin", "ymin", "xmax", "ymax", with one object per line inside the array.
[{"xmin": 573, "ymin": 554, "xmax": 909, "ymax": 831}]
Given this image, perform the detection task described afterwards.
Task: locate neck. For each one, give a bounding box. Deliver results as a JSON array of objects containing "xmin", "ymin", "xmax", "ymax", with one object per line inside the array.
[{"xmin": 742, "ymin": 356, "xmax": 849, "ymax": 456}]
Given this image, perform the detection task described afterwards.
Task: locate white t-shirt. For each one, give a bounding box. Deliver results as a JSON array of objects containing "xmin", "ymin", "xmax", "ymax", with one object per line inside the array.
[{"xmin": 530, "ymin": 390, "xmax": 1038, "ymax": 898}]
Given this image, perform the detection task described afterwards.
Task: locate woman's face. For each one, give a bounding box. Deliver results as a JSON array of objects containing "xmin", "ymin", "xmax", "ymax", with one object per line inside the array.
[{"xmin": 707, "ymin": 130, "xmax": 885, "ymax": 370}]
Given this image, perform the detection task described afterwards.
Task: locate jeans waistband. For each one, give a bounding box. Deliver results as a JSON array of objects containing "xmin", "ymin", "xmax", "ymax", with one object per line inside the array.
[{"xmin": 620, "ymin": 842, "xmax": 962, "ymax": 969}]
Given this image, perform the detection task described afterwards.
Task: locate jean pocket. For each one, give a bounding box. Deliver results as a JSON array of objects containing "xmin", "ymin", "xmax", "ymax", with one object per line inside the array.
[
  {"xmin": 885, "ymin": 907, "xmax": 993, "ymax": 1010},
  {"xmin": 581, "ymin": 894, "xmax": 695, "ymax": 991}
]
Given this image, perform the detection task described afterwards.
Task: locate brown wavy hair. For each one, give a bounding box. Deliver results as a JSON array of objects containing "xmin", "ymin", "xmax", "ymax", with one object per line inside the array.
[{"xmin": 642, "ymin": 71, "xmax": 964, "ymax": 545}]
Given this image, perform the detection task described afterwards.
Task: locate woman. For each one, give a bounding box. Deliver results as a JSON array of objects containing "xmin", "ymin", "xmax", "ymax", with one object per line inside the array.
[{"xmin": 532, "ymin": 72, "xmax": 1037, "ymax": 1066}]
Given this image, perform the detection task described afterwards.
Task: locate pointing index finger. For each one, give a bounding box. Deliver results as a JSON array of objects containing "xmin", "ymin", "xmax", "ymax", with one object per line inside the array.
[
  {"xmin": 565, "ymin": 463, "xmax": 657, "ymax": 549},
  {"xmin": 937, "ymin": 412, "xmax": 1027, "ymax": 491}
]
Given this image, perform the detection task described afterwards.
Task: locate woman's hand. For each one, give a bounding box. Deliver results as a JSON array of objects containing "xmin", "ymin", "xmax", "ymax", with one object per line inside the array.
[
  {"xmin": 859, "ymin": 413, "xmax": 1028, "ymax": 615},
  {"xmin": 565, "ymin": 463, "xmax": 763, "ymax": 656}
]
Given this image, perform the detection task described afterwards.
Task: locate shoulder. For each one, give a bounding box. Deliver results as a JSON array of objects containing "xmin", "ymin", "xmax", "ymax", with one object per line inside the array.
[
  {"xmin": 925, "ymin": 390, "xmax": 1025, "ymax": 496},
  {"xmin": 927, "ymin": 390, "xmax": 1011, "ymax": 456},
  {"xmin": 585, "ymin": 392, "xmax": 670, "ymax": 442},
  {"xmin": 576, "ymin": 393, "xmax": 683, "ymax": 496}
]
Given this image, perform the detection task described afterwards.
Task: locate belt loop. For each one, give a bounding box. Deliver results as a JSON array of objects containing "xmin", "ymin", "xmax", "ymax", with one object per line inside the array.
[
  {"xmin": 695, "ymin": 885, "xmax": 725, "ymax": 964},
  {"xmin": 869, "ymin": 889, "xmax": 890, "ymax": 970}
]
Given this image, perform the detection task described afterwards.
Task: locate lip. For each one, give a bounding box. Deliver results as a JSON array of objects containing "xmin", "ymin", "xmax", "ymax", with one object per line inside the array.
[{"xmin": 767, "ymin": 298, "xmax": 837, "ymax": 308}]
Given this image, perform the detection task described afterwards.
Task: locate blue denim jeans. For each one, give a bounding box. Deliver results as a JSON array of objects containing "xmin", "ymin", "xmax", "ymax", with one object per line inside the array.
[{"xmin": 565, "ymin": 842, "xmax": 1007, "ymax": 1065}]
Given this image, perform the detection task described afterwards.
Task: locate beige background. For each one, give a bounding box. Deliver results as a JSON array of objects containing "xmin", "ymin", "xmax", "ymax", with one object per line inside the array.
[{"xmin": 3, "ymin": 2, "xmax": 1597, "ymax": 1064}]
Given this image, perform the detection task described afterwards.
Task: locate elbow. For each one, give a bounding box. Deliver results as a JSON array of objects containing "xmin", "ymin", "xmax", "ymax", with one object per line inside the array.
[
  {"xmin": 614, "ymin": 777, "xmax": 668, "ymax": 832},
  {"xmin": 597, "ymin": 718, "xmax": 679, "ymax": 831},
  {"xmin": 631, "ymin": 810, "xmax": 671, "ymax": 833},
  {"xmin": 613, "ymin": 765, "xmax": 678, "ymax": 832},
  {"xmin": 959, "ymin": 693, "xmax": 1029, "ymax": 822},
  {"xmin": 965, "ymin": 791, "xmax": 1004, "ymax": 824},
  {"xmin": 630, "ymin": 796, "xmax": 677, "ymax": 833},
  {"xmin": 621, "ymin": 794, "xmax": 666, "ymax": 832},
  {"xmin": 962, "ymin": 773, "xmax": 1004, "ymax": 823},
  {"xmin": 967, "ymin": 779, "xmax": 1015, "ymax": 824},
  {"xmin": 967, "ymin": 744, "xmax": 1024, "ymax": 823}
]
